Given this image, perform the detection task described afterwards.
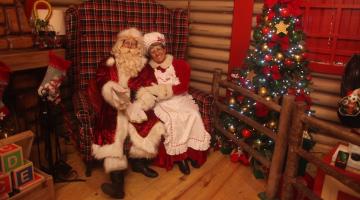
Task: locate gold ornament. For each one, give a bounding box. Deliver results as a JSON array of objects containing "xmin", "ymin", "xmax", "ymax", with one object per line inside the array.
[
  {"xmin": 275, "ymin": 21, "xmax": 289, "ymax": 35},
  {"xmin": 228, "ymin": 124, "xmax": 236, "ymax": 133},
  {"xmin": 241, "ymin": 106, "xmax": 248, "ymax": 112},
  {"xmin": 267, "ymin": 120, "xmax": 277, "ymax": 129},
  {"xmin": 276, "ymin": 52, "xmax": 284, "ymax": 61},
  {"xmin": 229, "ymin": 97, "xmax": 236, "ymax": 105},
  {"xmin": 265, "ymin": 96, "xmax": 272, "ymax": 101},
  {"xmin": 294, "ymin": 54, "xmax": 302, "ymax": 62},
  {"xmin": 253, "ymin": 139, "xmax": 262, "ymax": 150},
  {"xmin": 262, "ymin": 44, "xmax": 269, "ymax": 51},
  {"xmin": 259, "ymin": 87, "xmax": 268, "ymax": 97}
]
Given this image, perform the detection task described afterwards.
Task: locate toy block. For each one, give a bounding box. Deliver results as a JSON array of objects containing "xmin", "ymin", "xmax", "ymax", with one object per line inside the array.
[
  {"xmin": 18, "ymin": 172, "xmax": 44, "ymax": 192},
  {"xmin": 0, "ymin": 172, "xmax": 11, "ymax": 195},
  {"xmin": 0, "ymin": 144, "xmax": 23, "ymax": 173},
  {"xmin": 12, "ymin": 160, "xmax": 34, "ymax": 189},
  {"xmin": 0, "ymin": 193, "xmax": 8, "ymax": 200}
]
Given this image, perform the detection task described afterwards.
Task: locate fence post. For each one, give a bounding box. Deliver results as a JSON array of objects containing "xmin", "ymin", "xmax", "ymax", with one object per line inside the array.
[
  {"xmin": 281, "ymin": 103, "xmax": 306, "ymax": 200},
  {"xmin": 264, "ymin": 95, "xmax": 294, "ymax": 199}
]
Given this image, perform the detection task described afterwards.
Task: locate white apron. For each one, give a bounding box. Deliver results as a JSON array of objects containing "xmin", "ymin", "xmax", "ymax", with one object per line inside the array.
[{"xmin": 153, "ymin": 65, "xmax": 211, "ymax": 155}]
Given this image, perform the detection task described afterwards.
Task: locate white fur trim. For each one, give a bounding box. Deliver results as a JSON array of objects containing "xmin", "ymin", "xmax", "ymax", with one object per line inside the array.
[
  {"xmin": 149, "ymin": 54, "xmax": 173, "ymax": 70},
  {"xmin": 104, "ymin": 157, "xmax": 127, "ymax": 173},
  {"xmin": 117, "ymin": 28, "xmax": 142, "ymax": 40},
  {"xmin": 101, "ymin": 81, "xmax": 129, "ymax": 110},
  {"xmin": 106, "ymin": 57, "xmax": 115, "ymax": 66},
  {"xmin": 92, "ymin": 112, "xmax": 129, "ymax": 172},
  {"xmin": 128, "ymin": 121, "xmax": 165, "ymax": 158},
  {"xmin": 129, "ymin": 146, "xmax": 156, "ymax": 159}
]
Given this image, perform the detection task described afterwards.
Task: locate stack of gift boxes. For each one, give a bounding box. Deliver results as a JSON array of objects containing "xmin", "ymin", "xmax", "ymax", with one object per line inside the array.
[{"xmin": 0, "ymin": 144, "xmax": 43, "ymax": 199}]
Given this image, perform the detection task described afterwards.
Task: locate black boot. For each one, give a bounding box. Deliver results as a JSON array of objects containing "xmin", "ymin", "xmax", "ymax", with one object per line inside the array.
[
  {"xmin": 101, "ymin": 170, "xmax": 125, "ymax": 199},
  {"xmin": 176, "ymin": 160, "xmax": 190, "ymax": 175},
  {"xmin": 187, "ymin": 158, "xmax": 200, "ymax": 168},
  {"xmin": 131, "ymin": 158, "xmax": 158, "ymax": 178}
]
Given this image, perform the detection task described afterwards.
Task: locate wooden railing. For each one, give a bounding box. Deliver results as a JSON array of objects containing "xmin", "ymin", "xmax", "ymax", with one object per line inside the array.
[
  {"xmin": 212, "ymin": 69, "xmax": 294, "ymax": 199},
  {"xmin": 281, "ymin": 103, "xmax": 360, "ymax": 200}
]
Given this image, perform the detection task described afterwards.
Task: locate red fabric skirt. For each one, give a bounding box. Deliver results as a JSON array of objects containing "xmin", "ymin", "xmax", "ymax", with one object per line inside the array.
[{"xmin": 153, "ymin": 141, "xmax": 208, "ymax": 170}]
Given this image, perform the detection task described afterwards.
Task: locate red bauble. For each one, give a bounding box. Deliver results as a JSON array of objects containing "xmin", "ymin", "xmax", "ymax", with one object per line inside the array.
[
  {"xmin": 262, "ymin": 27, "xmax": 271, "ymax": 35},
  {"xmin": 285, "ymin": 58, "xmax": 293, "ymax": 66},
  {"xmin": 241, "ymin": 128, "xmax": 252, "ymax": 138},
  {"xmin": 280, "ymin": 8, "xmax": 290, "ymax": 17},
  {"xmin": 230, "ymin": 151, "xmax": 240, "ymax": 162},
  {"xmin": 264, "ymin": 54, "xmax": 273, "ymax": 62},
  {"xmin": 302, "ymin": 52, "xmax": 308, "ymax": 59},
  {"xmin": 306, "ymin": 74, "xmax": 312, "ymax": 81}
]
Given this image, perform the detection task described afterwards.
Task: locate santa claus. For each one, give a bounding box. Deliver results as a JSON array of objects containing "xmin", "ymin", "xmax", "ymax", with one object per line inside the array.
[{"xmin": 89, "ymin": 28, "xmax": 165, "ymax": 199}]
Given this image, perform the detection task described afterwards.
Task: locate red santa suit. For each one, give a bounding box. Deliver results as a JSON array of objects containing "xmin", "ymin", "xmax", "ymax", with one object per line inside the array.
[
  {"xmin": 142, "ymin": 55, "xmax": 211, "ymax": 170},
  {"xmin": 89, "ymin": 29, "xmax": 165, "ymax": 173}
]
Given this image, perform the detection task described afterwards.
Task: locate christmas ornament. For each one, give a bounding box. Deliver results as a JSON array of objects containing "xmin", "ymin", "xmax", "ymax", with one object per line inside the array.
[
  {"xmin": 220, "ymin": 144, "xmax": 232, "ymax": 155},
  {"xmin": 275, "ymin": 21, "xmax": 289, "ymax": 35},
  {"xmin": 227, "ymin": 124, "xmax": 236, "ymax": 133},
  {"xmin": 262, "ymin": 44, "xmax": 269, "ymax": 51},
  {"xmin": 230, "ymin": 149, "xmax": 240, "ymax": 162},
  {"xmin": 264, "ymin": 54, "xmax": 273, "ymax": 62},
  {"xmin": 228, "ymin": 97, "xmax": 236, "ymax": 105},
  {"xmin": 294, "ymin": 54, "xmax": 302, "ymax": 62},
  {"xmin": 267, "ymin": 120, "xmax": 277, "ymax": 129},
  {"xmin": 275, "ymin": 52, "xmax": 284, "ymax": 61},
  {"xmin": 280, "ymin": 8, "xmax": 290, "ymax": 17},
  {"xmin": 241, "ymin": 128, "xmax": 252, "ymax": 138},
  {"xmin": 259, "ymin": 87, "xmax": 268, "ymax": 97},
  {"xmin": 262, "ymin": 27, "xmax": 271, "ymax": 35},
  {"xmin": 285, "ymin": 58, "xmax": 293, "ymax": 66},
  {"xmin": 241, "ymin": 106, "xmax": 248, "ymax": 112},
  {"xmin": 255, "ymin": 102, "xmax": 269, "ymax": 117},
  {"xmin": 253, "ymin": 139, "xmax": 263, "ymax": 150}
]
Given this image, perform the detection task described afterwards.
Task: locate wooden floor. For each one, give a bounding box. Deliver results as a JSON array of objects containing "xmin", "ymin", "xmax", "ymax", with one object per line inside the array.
[{"xmin": 55, "ymin": 144, "xmax": 266, "ymax": 200}]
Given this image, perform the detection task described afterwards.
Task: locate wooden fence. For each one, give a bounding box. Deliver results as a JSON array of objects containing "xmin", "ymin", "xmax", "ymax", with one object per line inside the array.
[
  {"xmin": 212, "ymin": 69, "xmax": 295, "ymax": 199},
  {"xmin": 281, "ymin": 103, "xmax": 360, "ymax": 200}
]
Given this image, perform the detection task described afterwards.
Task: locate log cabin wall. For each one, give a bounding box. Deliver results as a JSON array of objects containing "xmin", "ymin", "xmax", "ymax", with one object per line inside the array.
[{"xmin": 156, "ymin": 0, "xmax": 232, "ymax": 93}]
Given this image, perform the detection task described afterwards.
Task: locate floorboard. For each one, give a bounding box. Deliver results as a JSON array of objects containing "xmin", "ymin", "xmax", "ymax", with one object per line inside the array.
[{"xmin": 54, "ymin": 144, "xmax": 266, "ymax": 200}]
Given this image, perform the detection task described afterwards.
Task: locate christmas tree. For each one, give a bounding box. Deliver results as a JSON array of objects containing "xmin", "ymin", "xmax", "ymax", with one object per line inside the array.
[{"xmin": 215, "ymin": 0, "xmax": 312, "ymax": 177}]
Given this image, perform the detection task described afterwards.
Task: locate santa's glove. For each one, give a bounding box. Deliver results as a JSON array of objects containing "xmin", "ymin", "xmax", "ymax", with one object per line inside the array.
[
  {"xmin": 102, "ymin": 81, "xmax": 130, "ymax": 110},
  {"xmin": 135, "ymin": 88, "xmax": 157, "ymax": 111},
  {"xmin": 126, "ymin": 102, "xmax": 147, "ymax": 123},
  {"xmin": 138, "ymin": 84, "xmax": 173, "ymax": 101}
]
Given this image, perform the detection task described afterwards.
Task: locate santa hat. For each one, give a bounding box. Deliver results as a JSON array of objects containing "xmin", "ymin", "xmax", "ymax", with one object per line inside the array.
[{"xmin": 143, "ymin": 32, "xmax": 166, "ymax": 53}]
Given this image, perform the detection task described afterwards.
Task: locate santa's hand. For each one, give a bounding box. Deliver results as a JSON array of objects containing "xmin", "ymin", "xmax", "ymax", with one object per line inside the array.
[
  {"xmin": 126, "ymin": 102, "xmax": 147, "ymax": 123},
  {"xmin": 102, "ymin": 81, "xmax": 130, "ymax": 110}
]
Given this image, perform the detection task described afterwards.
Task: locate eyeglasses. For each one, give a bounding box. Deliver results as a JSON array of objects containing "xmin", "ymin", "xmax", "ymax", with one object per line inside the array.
[{"xmin": 122, "ymin": 39, "xmax": 137, "ymax": 49}]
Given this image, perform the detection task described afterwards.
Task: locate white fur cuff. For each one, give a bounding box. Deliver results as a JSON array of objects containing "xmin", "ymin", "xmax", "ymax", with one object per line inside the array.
[
  {"xmin": 102, "ymin": 81, "xmax": 130, "ymax": 110},
  {"xmin": 104, "ymin": 157, "xmax": 128, "ymax": 173}
]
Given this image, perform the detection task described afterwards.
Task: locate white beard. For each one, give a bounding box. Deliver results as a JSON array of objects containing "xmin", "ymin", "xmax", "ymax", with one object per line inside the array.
[{"xmin": 114, "ymin": 47, "xmax": 144, "ymax": 78}]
